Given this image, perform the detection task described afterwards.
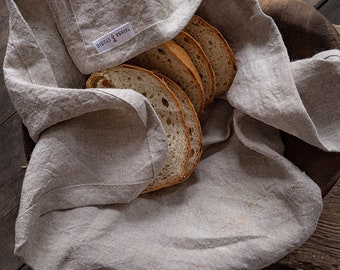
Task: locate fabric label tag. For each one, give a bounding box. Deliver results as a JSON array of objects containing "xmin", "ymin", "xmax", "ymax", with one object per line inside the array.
[{"xmin": 92, "ymin": 22, "xmax": 136, "ymax": 53}]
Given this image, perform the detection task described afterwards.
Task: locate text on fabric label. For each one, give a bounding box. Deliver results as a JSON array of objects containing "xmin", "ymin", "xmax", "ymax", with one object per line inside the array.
[{"xmin": 92, "ymin": 22, "xmax": 136, "ymax": 53}]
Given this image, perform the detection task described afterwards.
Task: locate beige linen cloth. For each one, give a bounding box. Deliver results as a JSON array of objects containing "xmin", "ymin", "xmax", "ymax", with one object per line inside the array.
[{"xmin": 3, "ymin": 0, "xmax": 340, "ymax": 269}]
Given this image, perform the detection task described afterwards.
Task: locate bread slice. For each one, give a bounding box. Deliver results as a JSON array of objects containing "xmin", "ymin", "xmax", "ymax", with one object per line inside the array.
[
  {"xmin": 174, "ymin": 31, "xmax": 216, "ymax": 105},
  {"xmin": 154, "ymin": 71, "xmax": 202, "ymax": 179},
  {"xmin": 127, "ymin": 40, "xmax": 205, "ymax": 114},
  {"xmin": 184, "ymin": 15, "xmax": 236, "ymax": 96},
  {"xmin": 86, "ymin": 64, "xmax": 191, "ymax": 193}
]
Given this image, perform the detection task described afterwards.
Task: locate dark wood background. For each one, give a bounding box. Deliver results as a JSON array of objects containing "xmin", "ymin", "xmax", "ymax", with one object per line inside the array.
[{"xmin": 0, "ymin": 0, "xmax": 339, "ymax": 269}]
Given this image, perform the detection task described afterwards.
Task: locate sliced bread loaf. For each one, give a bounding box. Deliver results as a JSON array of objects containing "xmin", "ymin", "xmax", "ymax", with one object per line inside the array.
[
  {"xmin": 86, "ymin": 64, "xmax": 191, "ymax": 193},
  {"xmin": 184, "ymin": 15, "xmax": 236, "ymax": 96},
  {"xmin": 174, "ymin": 31, "xmax": 216, "ymax": 105},
  {"xmin": 154, "ymin": 71, "xmax": 202, "ymax": 179},
  {"xmin": 127, "ymin": 40, "xmax": 205, "ymax": 114}
]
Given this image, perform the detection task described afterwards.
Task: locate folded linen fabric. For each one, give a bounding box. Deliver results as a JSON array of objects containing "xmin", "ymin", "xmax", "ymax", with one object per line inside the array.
[{"xmin": 3, "ymin": 0, "xmax": 339, "ymax": 269}]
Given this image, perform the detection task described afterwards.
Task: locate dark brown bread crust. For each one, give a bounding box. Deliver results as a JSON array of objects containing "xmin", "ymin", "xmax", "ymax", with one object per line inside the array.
[
  {"xmin": 185, "ymin": 15, "xmax": 237, "ymax": 96},
  {"xmin": 174, "ymin": 31, "xmax": 216, "ymax": 105}
]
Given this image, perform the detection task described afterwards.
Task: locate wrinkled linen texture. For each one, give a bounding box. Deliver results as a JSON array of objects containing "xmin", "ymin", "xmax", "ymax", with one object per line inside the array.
[{"xmin": 3, "ymin": 0, "xmax": 340, "ymax": 269}]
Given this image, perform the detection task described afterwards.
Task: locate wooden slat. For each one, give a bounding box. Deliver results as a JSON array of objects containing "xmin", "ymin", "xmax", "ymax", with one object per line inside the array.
[
  {"xmin": 301, "ymin": 0, "xmax": 327, "ymax": 8},
  {"xmin": 0, "ymin": 7, "xmax": 16, "ymax": 125},
  {"xmin": 0, "ymin": 114, "xmax": 26, "ymax": 185},
  {"xmin": 0, "ymin": 7, "xmax": 9, "ymax": 50},
  {"xmin": 265, "ymin": 263, "xmax": 295, "ymax": 269},
  {"xmin": 0, "ymin": 173, "xmax": 24, "ymax": 220},
  {"xmin": 319, "ymin": 0, "xmax": 340, "ymax": 24},
  {"xmin": 0, "ymin": 206, "xmax": 24, "ymax": 270},
  {"xmin": 0, "ymin": 70, "xmax": 15, "ymax": 126},
  {"xmin": 0, "ymin": 0, "xmax": 8, "ymax": 22},
  {"xmin": 0, "ymin": 114, "xmax": 26, "ymax": 270},
  {"xmin": 334, "ymin": 24, "xmax": 340, "ymax": 34},
  {"xmin": 19, "ymin": 265, "xmax": 32, "ymax": 270}
]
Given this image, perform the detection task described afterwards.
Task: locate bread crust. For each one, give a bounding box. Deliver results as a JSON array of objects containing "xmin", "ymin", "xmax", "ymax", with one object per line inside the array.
[
  {"xmin": 85, "ymin": 15, "xmax": 237, "ymax": 194},
  {"xmin": 128, "ymin": 40, "xmax": 205, "ymax": 114},
  {"xmin": 174, "ymin": 31, "xmax": 216, "ymax": 105},
  {"xmin": 86, "ymin": 64, "xmax": 192, "ymax": 193},
  {"xmin": 154, "ymin": 71, "xmax": 203, "ymax": 180},
  {"xmin": 185, "ymin": 15, "xmax": 237, "ymax": 96}
]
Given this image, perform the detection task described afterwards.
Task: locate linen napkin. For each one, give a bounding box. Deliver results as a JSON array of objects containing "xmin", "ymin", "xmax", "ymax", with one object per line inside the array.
[{"xmin": 3, "ymin": 0, "xmax": 339, "ymax": 269}]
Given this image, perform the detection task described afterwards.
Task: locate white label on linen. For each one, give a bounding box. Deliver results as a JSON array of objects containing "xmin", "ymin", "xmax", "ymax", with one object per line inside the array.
[{"xmin": 92, "ymin": 22, "xmax": 136, "ymax": 53}]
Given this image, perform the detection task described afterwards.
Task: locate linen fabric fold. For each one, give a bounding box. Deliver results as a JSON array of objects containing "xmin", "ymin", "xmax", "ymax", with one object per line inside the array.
[
  {"xmin": 46, "ymin": 0, "xmax": 202, "ymax": 74},
  {"xmin": 3, "ymin": 0, "xmax": 340, "ymax": 269}
]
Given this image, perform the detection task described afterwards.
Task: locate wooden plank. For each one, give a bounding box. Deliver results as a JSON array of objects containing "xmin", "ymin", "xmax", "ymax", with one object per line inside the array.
[
  {"xmin": 0, "ymin": 206, "xmax": 25, "ymax": 270},
  {"xmin": 0, "ymin": 114, "xmax": 27, "ymax": 184},
  {"xmin": 0, "ymin": 0, "xmax": 8, "ymax": 22},
  {"xmin": 319, "ymin": 0, "xmax": 340, "ymax": 24},
  {"xmin": 19, "ymin": 267, "xmax": 32, "ymax": 270},
  {"xmin": 19, "ymin": 266, "xmax": 32, "ymax": 270},
  {"xmin": 0, "ymin": 12, "xmax": 9, "ymax": 51},
  {"xmin": 0, "ymin": 173, "xmax": 24, "ymax": 221},
  {"xmin": 0, "ymin": 8, "xmax": 16, "ymax": 125},
  {"xmin": 301, "ymin": 0, "xmax": 327, "ymax": 8},
  {"xmin": 0, "ymin": 113, "xmax": 26, "ymax": 270},
  {"xmin": 265, "ymin": 263, "xmax": 296, "ymax": 269},
  {"xmin": 334, "ymin": 24, "xmax": 340, "ymax": 34}
]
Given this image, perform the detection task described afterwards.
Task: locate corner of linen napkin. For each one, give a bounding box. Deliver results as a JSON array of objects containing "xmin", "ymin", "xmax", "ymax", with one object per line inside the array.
[{"xmin": 47, "ymin": 0, "xmax": 202, "ymax": 74}]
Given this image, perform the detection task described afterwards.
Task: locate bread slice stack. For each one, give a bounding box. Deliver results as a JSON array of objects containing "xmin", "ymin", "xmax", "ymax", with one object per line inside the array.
[
  {"xmin": 154, "ymin": 71, "xmax": 202, "ymax": 179},
  {"xmin": 173, "ymin": 31, "xmax": 216, "ymax": 105},
  {"xmin": 129, "ymin": 15, "xmax": 236, "ymax": 110},
  {"xmin": 86, "ymin": 64, "xmax": 199, "ymax": 193},
  {"xmin": 128, "ymin": 40, "xmax": 205, "ymax": 114},
  {"xmin": 86, "ymin": 15, "xmax": 236, "ymax": 193},
  {"xmin": 184, "ymin": 15, "xmax": 236, "ymax": 96}
]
